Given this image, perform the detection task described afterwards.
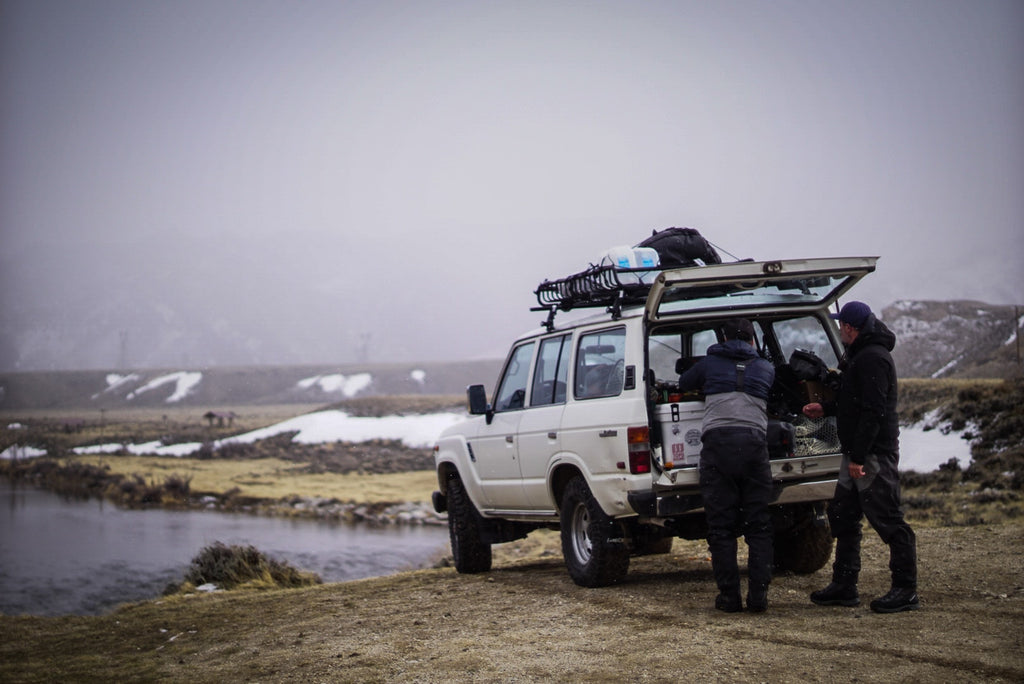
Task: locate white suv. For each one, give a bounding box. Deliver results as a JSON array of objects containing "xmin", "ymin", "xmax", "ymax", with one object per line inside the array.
[{"xmin": 433, "ymin": 255, "xmax": 877, "ymax": 587}]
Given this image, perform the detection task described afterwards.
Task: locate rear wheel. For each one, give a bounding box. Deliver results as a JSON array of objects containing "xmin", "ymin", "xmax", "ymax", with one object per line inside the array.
[
  {"xmin": 447, "ymin": 476, "xmax": 492, "ymax": 573},
  {"xmin": 560, "ymin": 476, "xmax": 629, "ymax": 587},
  {"xmin": 773, "ymin": 506, "xmax": 834, "ymax": 574}
]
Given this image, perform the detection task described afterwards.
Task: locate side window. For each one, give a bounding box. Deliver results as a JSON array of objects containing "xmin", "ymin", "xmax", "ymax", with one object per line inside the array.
[
  {"xmin": 691, "ymin": 329, "xmax": 718, "ymax": 355},
  {"xmin": 531, "ymin": 335, "xmax": 570, "ymax": 407},
  {"xmin": 649, "ymin": 327, "xmax": 719, "ymax": 383},
  {"xmin": 648, "ymin": 330, "xmax": 683, "ymax": 382},
  {"xmin": 769, "ymin": 317, "xmax": 840, "ymax": 368},
  {"xmin": 494, "ymin": 342, "xmax": 535, "ymax": 412},
  {"xmin": 575, "ymin": 328, "xmax": 626, "ymax": 400}
]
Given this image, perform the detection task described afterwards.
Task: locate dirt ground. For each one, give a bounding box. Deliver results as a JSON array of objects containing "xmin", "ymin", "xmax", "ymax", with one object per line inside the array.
[
  {"xmin": 2, "ymin": 388, "xmax": 1023, "ymax": 682},
  {"xmin": 1, "ymin": 521, "xmax": 1021, "ymax": 683}
]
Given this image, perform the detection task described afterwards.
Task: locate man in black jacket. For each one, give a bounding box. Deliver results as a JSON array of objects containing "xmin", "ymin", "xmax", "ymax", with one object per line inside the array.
[
  {"xmin": 679, "ymin": 318, "xmax": 775, "ymax": 613},
  {"xmin": 803, "ymin": 301, "xmax": 919, "ymax": 613}
]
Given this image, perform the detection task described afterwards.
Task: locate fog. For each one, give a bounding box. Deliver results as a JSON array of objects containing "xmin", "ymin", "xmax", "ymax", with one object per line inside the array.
[{"xmin": 1, "ymin": 1, "xmax": 1021, "ymax": 371}]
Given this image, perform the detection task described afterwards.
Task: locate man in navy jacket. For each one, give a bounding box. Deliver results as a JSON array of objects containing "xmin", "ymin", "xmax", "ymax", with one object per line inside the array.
[
  {"xmin": 679, "ymin": 318, "xmax": 775, "ymax": 613},
  {"xmin": 803, "ymin": 301, "xmax": 919, "ymax": 613}
]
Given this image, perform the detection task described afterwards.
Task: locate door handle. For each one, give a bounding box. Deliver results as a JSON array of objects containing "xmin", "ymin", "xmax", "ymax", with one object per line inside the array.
[
  {"xmin": 506, "ymin": 435, "xmax": 514, "ymax": 443},
  {"xmin": 547, "ymin": 432, "xmax": 557, "ymax": 440}
]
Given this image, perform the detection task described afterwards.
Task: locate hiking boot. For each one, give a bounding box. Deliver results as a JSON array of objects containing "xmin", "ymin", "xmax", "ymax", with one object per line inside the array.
[
  {"xmin": 715, "ymin": 592, "xmax": 743, "ymax": 613},
  {"xmin": 870, "ymin": 587, "xmax": 920, "ymax": 613},
  {"xmin": 745, "ymin": 581, "xmax": 770, "ymax": 614},
  {"xmin": 810, "ymin": 582, "xmax": 860, "ymax": 607}
]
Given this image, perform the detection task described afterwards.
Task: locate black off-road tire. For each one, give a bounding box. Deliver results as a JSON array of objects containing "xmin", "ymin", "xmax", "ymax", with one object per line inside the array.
[
  {"xmin": 560, "ymin": 476, "xmax": 629, "ymax": 587},
  {"xmin": 773, "ymin": 512, "xmax": 834, "ymax": 574},
  {"xmin": 447, "ymin": 476, "xmax": 492, "ymax": 574}
]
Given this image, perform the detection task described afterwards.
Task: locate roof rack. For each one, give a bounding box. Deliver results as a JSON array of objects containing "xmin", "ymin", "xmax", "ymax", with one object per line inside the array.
[{"xmin": 532, "ymin": 264, "xmax": 658, "ymax": 331}]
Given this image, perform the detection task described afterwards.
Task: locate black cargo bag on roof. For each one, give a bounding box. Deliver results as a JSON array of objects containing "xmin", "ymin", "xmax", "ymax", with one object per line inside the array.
[{"xmin": 636, "ymin": 227, "xmax": 722, "ymax": 268}]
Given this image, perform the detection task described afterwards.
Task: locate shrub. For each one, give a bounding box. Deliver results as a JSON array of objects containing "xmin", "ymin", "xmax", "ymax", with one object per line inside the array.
[
  {"xmin": 182, "ymin": 542, "xmax": 321, "ymax": 590},
  {"xmin": 163, "ymin": 474, "xmax": 191, "ymax": 501}
]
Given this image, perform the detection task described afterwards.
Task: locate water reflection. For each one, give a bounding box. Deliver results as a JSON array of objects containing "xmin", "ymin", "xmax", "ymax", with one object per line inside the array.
[{"xmin": 0, "ymin": 480, "xmax": 450, "ymax": 617}]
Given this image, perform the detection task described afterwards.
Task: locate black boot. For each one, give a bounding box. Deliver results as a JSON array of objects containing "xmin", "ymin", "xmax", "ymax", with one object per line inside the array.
[
  {"xmin": 715, "ymin": 591, "xmax": 743, "ymax": 613},
  {"xmin": 870, "ymin": 587, "xmax": 919, "ymax": 613},
  {"xmin": 747, "ymin": 586, "xmax": 768, "ymax": 613},
  {"xmin": 810, "ymin": 581, "xmax": 860, "ymax": 607}
]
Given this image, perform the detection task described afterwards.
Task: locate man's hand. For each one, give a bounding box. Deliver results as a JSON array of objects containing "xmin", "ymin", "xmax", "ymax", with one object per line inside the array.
[
  {"xmin": 848, "ymin": 462, "xmax": 865, "ymax": 479},
  {"xmin": 802, "ymin": 402, "xmax": 824, "ymax": 419}
]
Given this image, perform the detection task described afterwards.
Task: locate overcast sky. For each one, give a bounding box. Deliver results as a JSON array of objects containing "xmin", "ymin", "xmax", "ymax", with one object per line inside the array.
[{"xmin": 1, "ymin": 0, "xmax": 1021, "ymax": 370}]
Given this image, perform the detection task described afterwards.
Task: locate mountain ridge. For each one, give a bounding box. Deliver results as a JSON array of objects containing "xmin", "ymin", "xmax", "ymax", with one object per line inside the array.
[{"xmin": 0, "ymin": 300, "xmax": 1019, "ymax": 410}]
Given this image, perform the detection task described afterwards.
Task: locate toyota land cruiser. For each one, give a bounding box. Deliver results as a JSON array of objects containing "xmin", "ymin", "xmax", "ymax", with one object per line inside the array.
[{"xmin": 432, "ymin": 252, "xmax": 878, "ymax": 587}]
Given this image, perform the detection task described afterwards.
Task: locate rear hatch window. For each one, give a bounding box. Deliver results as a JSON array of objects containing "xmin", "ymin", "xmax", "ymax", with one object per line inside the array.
[{"xmin": 645, "ymin": 256, "xmax": 877, "ymax": 323}]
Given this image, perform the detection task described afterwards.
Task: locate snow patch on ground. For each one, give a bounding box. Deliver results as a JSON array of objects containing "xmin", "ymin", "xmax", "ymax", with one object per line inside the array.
[
  {"xmin": 898, "ymin": 409, "xmax": 973, "ymax": 472},
  {"xmin": 297, "ymin": 373, "xmax": 372, "ymax": 397},
  {"xmin": 91, "ymin": 373, "xmax": 141, "ymax": 399},
  {"xmin": 219, "ymin": 410, "xmax": 463, "ymax": 449},
  {"xmin": 0, "ymin": 445, "xmax": 48, "ymax": 460},
  {"xmin": 68, "ymin": 410, "xmax": 466, "ymax": 458},
  {"xmin": 10, "ymin": 402, "xmax": 974, "ymax": 472},
  {"xmin": 126, "ymin": 372, "xmax": 202, "ymax": 403}
]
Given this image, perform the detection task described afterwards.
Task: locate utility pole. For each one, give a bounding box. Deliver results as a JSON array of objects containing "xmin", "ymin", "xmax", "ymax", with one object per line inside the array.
[
  {"xmin": 1017, "ymin": 306, "xmax": 1021, "ymax": 367},
  {"xmin": 356, "ymin": 332, "xmax": 371, "ymax": 364},
  {"xmin": 118, "ymin": 330, "xmax": 128, "ymax": 369}
]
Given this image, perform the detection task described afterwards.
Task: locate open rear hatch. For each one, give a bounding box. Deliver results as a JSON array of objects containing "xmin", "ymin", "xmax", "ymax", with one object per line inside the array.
[{"xmin": 645, "ymin": 256, "xmax": 878, "ymax": 323}]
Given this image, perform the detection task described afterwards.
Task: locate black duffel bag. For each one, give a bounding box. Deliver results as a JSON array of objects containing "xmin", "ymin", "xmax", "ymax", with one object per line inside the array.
[{"xmin": 636, "ymin": 227, "xmax": 722, "ymax": 268}]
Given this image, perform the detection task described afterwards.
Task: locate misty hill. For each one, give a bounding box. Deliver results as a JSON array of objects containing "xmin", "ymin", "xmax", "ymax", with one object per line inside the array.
[
  {"xmin": 884, "ymin": 300, "xmax": 1022, "ymax": 379},
  {"xmin": 0, "ymin": 300, "xmax": 1020, "ymax": 411},
  {"xmin": 0, "ymin": 360, "xmax": 503, "ymax": 411}
]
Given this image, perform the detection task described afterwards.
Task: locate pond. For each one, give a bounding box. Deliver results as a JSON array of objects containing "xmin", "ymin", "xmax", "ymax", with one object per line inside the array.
[{"xmin": 0, "ymin": 481, "xmax": 451, "ymax": 617}]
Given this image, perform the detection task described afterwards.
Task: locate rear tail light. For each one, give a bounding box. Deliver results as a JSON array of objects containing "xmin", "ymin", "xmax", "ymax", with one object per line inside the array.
[{"xmin": 627, "ymin": 426, "xmax": 651, "ymax": 474}]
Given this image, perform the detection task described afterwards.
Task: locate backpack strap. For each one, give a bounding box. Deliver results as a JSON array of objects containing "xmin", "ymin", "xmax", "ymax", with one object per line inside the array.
[{"xmin": 735, "ymin": 362, "xmax": 746, "ymax": 391}]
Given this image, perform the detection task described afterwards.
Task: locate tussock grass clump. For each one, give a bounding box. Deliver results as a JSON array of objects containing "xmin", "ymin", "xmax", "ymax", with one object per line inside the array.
[
  {"xmin": 180, "ymin": 542, "xmax": 321, "ymax": 591},
  {"xmin": 0, "ymin": 458, "xmax": 193, "ymax": 506},
  {"xmin": 0, "ymin": 458, "xmax": 117, "ymax": 499},
  {"xmin": 104, "ymin": 472, "xmax": 192, "ymax": 505}
]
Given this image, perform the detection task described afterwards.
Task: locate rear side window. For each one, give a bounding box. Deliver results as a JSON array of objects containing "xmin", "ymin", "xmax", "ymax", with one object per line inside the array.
[
  {"xmin": 648, "ymin": 326, "xmax": 722, "ymax": 385},
  {"xmin": 767, "ymin": 317, "xmax": 840, "ymax": 368},
  {"xmin": 531, "ymin": 335, "xmax": 570, "ymax": 406},
  {"xmin": 494, "ymin": 342, "xmax": 535, "ymax": 412},
  {"xmin": 575, "ymin": 328, "xmax": 626, "ymax": 400}
]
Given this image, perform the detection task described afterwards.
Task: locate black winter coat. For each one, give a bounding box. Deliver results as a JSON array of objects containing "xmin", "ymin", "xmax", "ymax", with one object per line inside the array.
[{"xmin": 825, "ymin": 314, "xmax": 900, "ymax": 463}]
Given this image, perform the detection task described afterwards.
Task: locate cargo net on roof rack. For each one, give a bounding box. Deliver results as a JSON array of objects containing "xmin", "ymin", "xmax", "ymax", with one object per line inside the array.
[
  {"xmin": 531, "ymin": 227, "xmax": 722, "ymax": 330},
  {"xmin": 533, "ymin": 263, "xmax": 656, "ymax": 318}
]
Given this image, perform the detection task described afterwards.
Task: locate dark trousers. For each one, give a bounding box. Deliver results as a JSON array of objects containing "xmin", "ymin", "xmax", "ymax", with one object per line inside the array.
[
  {"xmin": 827, "ymin": 452, "xmax": 917, "ymax": 589},
  {"xmin": 699, "ymin": 427, "xmax": 774, "ymax": 595}
]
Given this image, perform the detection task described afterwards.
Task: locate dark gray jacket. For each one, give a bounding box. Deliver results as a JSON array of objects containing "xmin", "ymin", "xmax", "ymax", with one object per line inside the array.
[{"xmin": 679, "ymin": 339, "xmax": 775, "ymax": 434}]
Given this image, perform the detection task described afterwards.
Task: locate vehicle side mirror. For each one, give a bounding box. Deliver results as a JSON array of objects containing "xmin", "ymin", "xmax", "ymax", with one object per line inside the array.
[{"xmin": 467, "ymin": 384, "xmax": 490, "ymax": 417}]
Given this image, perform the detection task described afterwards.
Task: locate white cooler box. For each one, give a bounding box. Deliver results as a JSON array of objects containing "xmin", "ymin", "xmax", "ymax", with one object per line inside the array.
[{"xmin": 656, "ymin": 401, "xmax": 704, "ymax": 468}]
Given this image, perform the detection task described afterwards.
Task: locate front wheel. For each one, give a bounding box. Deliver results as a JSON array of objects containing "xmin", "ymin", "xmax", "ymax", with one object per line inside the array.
[
  {"xmin": 446, "ymin": 476, "xmax": 492, "ymax": 574},
  {"xmin": 560, "ymin": 476, "xmax": 629, "ymax": 587}
]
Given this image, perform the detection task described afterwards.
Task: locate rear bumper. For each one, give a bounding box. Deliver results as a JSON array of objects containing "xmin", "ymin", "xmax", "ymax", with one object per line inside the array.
[{"xmin": 628, "ymin": 477, "xmax": 838, "ymax": 518}]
